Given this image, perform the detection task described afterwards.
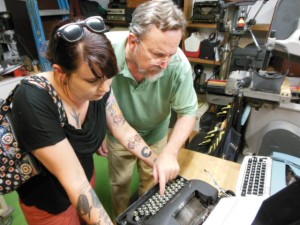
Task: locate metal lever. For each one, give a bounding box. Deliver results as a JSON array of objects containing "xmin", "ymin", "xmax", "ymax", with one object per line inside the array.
[
  {"xmin": 204, "ymin": 169, "xmax": 235, "ymax": 198},
  {"xmin": 245, "ymin": 0, "xmax": 270, "ymax": 52},
  {"xmin": 248, "ymin": 28, "xmax": 262, "ymax": 52}
]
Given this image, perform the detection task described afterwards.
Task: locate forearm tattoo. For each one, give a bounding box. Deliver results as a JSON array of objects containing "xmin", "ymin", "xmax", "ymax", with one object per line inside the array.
[
  {"xmin": 77, "ymin": 193, "xmax": 92, "ymax": 218},
  {"xmin": 77, "ymin": 183, "xmax": 112, "ymax": 224},
  {"xmin": 89, "ymin": 189, "xmax": 101, "ymax": 208},
  {"xmin": 127, "ymin": 134, "xmax": 152, "ymax": 158},
  {"xmin": 141, "ymin": 146, "xmax": 152, "ymax": 158},
  {"xmin": 107, "ymin": 94, "xmax": 125, "ymax": 126},
  {"xmin": 128, "ymin": 134, "xmax": 142, "ymax": 149}
]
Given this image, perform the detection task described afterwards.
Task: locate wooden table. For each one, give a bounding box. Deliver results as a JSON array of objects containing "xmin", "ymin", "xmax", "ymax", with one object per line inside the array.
[{"xmin": 178, "ymin": 148, "xmax": 241, "ymax": 192}]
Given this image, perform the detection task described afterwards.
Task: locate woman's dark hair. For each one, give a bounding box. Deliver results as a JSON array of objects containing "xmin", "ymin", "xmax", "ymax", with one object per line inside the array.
[{"xmin": 46, "ymin": 17, "xmax": 118, "ymax": 79}]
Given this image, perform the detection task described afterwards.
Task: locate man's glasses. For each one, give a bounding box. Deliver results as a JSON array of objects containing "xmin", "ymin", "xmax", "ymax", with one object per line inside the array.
[
  {"xmin": 137, "ymin": 39, "xmax": 181, "ymax": 66},
  {"xmin": 56, "ymin": 16, "xmax": 106, "ymax": 42}
]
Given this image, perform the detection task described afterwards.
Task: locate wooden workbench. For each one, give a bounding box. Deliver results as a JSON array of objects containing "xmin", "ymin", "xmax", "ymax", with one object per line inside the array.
[{"xmin": 178, "ymin": 148, "xmax": 241, "ymax": 192}]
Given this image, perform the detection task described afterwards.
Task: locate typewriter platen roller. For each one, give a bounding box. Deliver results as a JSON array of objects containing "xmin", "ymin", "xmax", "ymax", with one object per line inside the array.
[{"xmin": 117, "ymin": 176, "xmax": 218, "ymax": 225}]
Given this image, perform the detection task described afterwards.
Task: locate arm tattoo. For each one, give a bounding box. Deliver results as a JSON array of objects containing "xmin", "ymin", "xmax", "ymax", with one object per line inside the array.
[
  {"xmin": 107, "ymin": 94, "xmax": 125, "ymax": 126},
  {"xmin": 89, "ymin": 189, "xmax": 101, "ymax": 208},
  {"xmin": 127, "ymin": 134, "xmax": 142, "ymax": 150},
  {"xmin": 127, "ymin": 135, "xmax": 152, "ymax": 158},
  {"xmin": 70, "ymin": 107, "xmax": 81, "ymax": 128},
  {"xmin": 77, "ymin": 183, "xmax": 113, "ymax": 224},
  {"xmin": 77, "ymin": 193, "xmax": 92, "ymax": 218},
  {"xmin": 77, "ymin": 183, "xmax": 94, "ymax": 219},
  {"xmin": 141, "ymin": 146, "xmax": 152, "ymax": 158}
]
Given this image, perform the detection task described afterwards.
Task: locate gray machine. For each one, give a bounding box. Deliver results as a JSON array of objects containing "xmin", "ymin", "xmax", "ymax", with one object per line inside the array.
[
  {"xmin": 0, "ymin": 12, "xmax": 22, "ymax": 76},
  {"xmin": 227, "ymin": 0, "xmax": 300, "ymax": 158}
]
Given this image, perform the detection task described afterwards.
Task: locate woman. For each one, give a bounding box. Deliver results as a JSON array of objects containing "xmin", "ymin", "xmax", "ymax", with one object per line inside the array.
[{"xmin": 12, "ymin": 16, "xmax": 158, "ymax": 225}]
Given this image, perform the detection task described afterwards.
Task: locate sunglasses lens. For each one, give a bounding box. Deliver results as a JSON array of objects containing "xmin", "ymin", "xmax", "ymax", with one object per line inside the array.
[
  {"xmin": 60, "ymin": 24, "xmax": 83, "ymax": 42},
  {"xmin": 86, "ymin": 17, "xmax": 106, "ymax": 32}
]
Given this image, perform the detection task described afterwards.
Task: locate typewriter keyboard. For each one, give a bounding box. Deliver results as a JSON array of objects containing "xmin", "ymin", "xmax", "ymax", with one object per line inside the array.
[
  {"xmin": 236, "ymin": 156, "xmax": 272, "ymax": 197},
  {"xmin": 131, "ymin": 177, "xmax": 187, "ymax": 222}
]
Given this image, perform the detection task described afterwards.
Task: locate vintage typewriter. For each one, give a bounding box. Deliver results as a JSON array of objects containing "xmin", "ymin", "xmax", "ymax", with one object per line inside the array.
[
  {"xmin": 116, "ymin": 176, "xmax": 219, "ymax": 225},
  {"xmin": 235, "ymin": 156, "xmax": 273, "ymax": 197},
  {"xmin": 191, "ymin": 1, "xmax": 220, "ymax": 23}
]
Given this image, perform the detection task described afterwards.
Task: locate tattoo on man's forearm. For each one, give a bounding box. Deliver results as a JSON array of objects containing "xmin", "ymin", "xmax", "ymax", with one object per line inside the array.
[{"xmin": 141, "ymin": 146, "xmax": 152, "ymax": 158}]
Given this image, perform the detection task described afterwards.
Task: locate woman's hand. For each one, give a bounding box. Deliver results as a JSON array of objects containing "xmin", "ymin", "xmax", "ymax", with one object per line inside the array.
[
  {"xmin": 97, "ymin": 141, "xmax": 109, "ymax": 157},
  {"xmin": 153, "ymin": 147, "xmax": 180, "ymax": 196}
]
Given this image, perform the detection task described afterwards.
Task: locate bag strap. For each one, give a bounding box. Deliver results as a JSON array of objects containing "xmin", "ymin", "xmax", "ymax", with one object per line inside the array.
[
  {"xmin": 0, "ymin": 83, "xmax": 21, "ymax": 124},
  {"xmin": 23, "ymin": 76, "xmax": 67, "ymax": 126},
  {"xmin": 0, "ymin": 76, "xmax": 66, "ymax": 127}
]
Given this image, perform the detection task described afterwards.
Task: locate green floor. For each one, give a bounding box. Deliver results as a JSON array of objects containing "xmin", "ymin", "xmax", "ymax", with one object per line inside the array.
[{"xmin": 3, "ymin": 154, "xmax": 139, "ymax": 225}]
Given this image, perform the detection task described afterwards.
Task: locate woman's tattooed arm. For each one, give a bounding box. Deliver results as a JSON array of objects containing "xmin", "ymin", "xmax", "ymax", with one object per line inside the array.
[
  {"xmin": 77, "ymin": 182, "xmax": 113, "ymax": 225},
  {"xmin": 106, "ymin": 91, "xmax": 158, "ymax": 166}
]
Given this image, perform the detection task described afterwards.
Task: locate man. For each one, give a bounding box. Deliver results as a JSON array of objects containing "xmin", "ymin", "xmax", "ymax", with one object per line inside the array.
[{"xmin": 105, "ymin": 0, "xmax": 198, "ymax": 218}]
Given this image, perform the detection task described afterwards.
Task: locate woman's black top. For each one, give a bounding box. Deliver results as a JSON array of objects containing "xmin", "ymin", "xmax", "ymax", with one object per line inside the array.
[{"xmin": 12, "ymin": 79, "xmax": 109, "ymax": 214}]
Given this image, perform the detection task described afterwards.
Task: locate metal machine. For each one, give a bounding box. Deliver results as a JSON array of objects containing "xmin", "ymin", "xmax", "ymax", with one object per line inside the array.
[
  {"xmin": 225, "ymin": 0, "xmax": 300, "ymax": 158},
  {"xmin": 0, "ymin": 12, "xmax": 22, "ymax": 76}
]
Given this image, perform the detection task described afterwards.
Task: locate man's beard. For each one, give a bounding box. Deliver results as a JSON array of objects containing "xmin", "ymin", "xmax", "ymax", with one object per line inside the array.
[{"xmin": 138, "ymin": 66, "xmax": 164, "ymax": 82}]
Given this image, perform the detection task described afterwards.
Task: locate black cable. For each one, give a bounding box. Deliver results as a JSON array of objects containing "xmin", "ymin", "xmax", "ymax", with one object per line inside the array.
[{"xmin": 206, "ymin": 47, "xmax": 234, "ymax": 81}]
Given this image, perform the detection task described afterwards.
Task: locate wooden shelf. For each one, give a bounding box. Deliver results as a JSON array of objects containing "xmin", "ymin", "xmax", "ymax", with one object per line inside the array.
[
  {"xmin": 187, "ymin": 21, "xmax": 217, "ymax": 29},
  {"xmin": 186, "ymin": 22, "xmax": 270, "ymax": 32},
  {"xmin": 187, "ymin": 57, "xmax": 221, "ymax": 65},
  {"xmin": 183, "ymin": 1, "xmax": 270, "ymax": 67},
  {"xmin": 251, "ymin": 24, "xmax": 270, "ymax": 32}
]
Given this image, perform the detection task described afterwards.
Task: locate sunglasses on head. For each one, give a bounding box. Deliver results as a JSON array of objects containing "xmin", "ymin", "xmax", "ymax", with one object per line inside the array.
[{"xmin": 56, "ymin": 16, "xmax": 106, "ymax": 42}]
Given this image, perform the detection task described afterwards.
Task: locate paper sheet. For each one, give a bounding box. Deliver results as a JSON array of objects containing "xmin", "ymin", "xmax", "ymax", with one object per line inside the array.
[{"xmin": 203, "ymin": 196, "xmax": 267, "ymax": 225}]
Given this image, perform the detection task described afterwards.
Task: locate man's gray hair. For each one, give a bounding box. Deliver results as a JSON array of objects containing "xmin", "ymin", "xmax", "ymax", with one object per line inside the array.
[{"xmin": 129, "ymin": 0, "xmax": 186, "ymax": 38}]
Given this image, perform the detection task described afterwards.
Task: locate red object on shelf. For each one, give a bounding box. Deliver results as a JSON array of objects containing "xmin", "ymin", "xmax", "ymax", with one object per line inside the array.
[
  {"xmin": 183, "ymin": 48, "xmax": 201, "ymax": 58},
  {"xmin": 183, "ymin": 32, "xmax": 202, "ymax": 58},
  {"xmin": 13, "ymin": 66, "xmax": 28, "ymax": 77}
]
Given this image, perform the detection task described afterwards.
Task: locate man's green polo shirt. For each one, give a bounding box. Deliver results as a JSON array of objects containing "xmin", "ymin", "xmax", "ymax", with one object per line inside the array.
[{"xmin": 105, "ymin": 31, "xmax": 198, "ymax": 145}]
